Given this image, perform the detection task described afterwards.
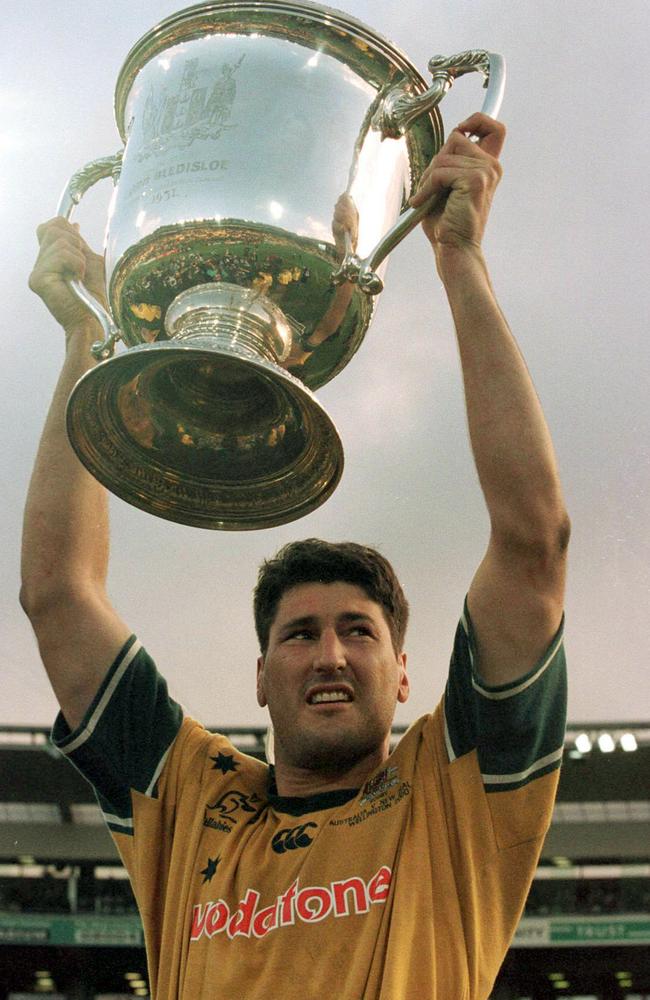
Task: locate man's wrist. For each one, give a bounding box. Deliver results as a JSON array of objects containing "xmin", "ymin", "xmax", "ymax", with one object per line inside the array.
[
  {"xmin": 63, "ymin": 316, "xmax": 102, "ymax": 350},
  {"xmin": 435, "ymin": 243, "xmax": 488, "ymax": 287},
  {"xmin": 435, "ymin": 244, "xmax": 499, "ymax": 322}
]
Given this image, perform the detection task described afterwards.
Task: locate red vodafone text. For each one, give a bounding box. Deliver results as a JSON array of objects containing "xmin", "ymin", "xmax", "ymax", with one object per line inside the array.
[{"xmin": 190, "ymin": 865, "xmax": 392, "ymax": 943}]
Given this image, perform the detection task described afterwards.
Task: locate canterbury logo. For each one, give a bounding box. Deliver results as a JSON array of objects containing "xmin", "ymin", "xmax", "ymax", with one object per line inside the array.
[{"xmin": 271, "ymin": 823, "xmax": 317, "ymax": 854}]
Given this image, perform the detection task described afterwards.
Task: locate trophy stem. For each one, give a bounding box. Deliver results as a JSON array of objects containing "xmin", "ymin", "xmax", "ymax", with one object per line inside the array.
[{"xmin": 164, "ymin": 282, "xmax": 292, "ymax": 366}]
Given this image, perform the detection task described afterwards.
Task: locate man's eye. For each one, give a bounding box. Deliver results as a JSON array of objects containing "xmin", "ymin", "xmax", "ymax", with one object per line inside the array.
[
  {"xmin": 349, "ymin": 625, "xmax": 372, "ymax": 637},
  {"xmin": 286, "ymin": 629, "xmax": 313, "ymax": 640}
]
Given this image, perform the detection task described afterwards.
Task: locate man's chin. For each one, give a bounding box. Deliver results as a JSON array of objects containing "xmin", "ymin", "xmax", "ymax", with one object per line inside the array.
[{"xmin": 277, "ymin": 725, "xmax": 383, "ymax": 775}]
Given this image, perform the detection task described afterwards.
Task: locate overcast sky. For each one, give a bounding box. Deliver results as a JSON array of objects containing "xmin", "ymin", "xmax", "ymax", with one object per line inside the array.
[{"xmin": 3, "ymin": 0, "xmax": 649, "ymax": 730}]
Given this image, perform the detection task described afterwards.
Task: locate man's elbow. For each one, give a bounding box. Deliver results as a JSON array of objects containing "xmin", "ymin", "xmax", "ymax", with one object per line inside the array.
[
  {"xmin": 19, "ymin": 576, "xmax": 86, "ymax": 627},
  {"xmin": 19, "ymin": 578, "xmax": 48, "ymax": 622},
  {"xmin": 20, "ymin": 578, "xmax": 65, "ymax": 625},
  {"xmin": 556, "ymin": 511, "xmax": 572, "ymax": 554}
]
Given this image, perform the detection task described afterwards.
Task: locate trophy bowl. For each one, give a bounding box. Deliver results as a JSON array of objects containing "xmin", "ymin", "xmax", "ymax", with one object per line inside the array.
[{"xmin": 59, "ymin": 0, "xmax": 504, "ymax": 529}]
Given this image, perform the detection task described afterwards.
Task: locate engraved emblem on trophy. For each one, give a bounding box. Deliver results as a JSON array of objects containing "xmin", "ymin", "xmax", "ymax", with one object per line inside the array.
[{"xmin": 58, "ymin": 1, "xmax": 505, "ymax": 529}]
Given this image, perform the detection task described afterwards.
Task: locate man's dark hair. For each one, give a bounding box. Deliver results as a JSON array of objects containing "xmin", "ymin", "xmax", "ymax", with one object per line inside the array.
[{"xmin": 254, "ymin": 539, "xmax": 409, "ymax": 655}]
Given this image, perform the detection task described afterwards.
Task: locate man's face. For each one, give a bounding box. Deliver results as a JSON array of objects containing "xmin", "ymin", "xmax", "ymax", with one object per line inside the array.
[{"xmin": 256, "ymin": 582, "xmax": 409, "ymax": 774}]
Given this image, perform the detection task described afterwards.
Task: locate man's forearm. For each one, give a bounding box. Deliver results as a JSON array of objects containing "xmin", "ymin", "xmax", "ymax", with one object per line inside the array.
[
  {"xmin": 21, "ymin": 320, "xmax": 109, "ymax": 611},
  {"xmin": 440, "ymin": 248, "xmax": 568, "ymax": 546}
]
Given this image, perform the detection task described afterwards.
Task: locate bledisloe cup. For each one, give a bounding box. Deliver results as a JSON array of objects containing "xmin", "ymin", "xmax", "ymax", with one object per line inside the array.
[{"xmin": 58, "ymin": 1, "xmax": 505, "ymax": 529}]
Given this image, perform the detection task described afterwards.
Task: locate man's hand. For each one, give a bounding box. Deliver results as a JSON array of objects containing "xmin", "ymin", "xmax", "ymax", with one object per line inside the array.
[
  {"xmin": 410, "ymin": 112, "xmax": 505, "ymax": 264},
  {"xmin": 28, "ymin": 217, "xmax": 107, "ymax": 333}
]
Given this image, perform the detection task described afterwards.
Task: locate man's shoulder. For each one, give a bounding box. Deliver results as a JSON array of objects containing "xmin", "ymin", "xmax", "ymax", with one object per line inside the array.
[{"xmin": 165, "ymin": 717, "xmax": 269, "ymax": 796}]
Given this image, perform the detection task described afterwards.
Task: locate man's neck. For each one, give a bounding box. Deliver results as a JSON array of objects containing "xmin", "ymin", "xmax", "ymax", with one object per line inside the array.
[{"xmin": 271, "ymin": 747, "xmax": 387, "ymax": 798}]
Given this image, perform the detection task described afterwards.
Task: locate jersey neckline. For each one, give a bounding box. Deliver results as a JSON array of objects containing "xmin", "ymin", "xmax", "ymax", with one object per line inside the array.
[{"xmin": 267, "ymin": 767, "xmax": 359, "ymax": 816}]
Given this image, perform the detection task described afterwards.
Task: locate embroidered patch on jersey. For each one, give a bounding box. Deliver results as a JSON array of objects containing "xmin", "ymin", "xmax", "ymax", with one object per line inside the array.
[
  {"xmin": 190, "ymin": 866, "xmax": 392, "ymax": 943},
  {"xmin": 203, "ymin": 790, "xmax": 264, "ymax": 834},
  {"xmin": 360, "ymin": 765, "xmax": 399, "ymax": 805},
  {"xmin": 206, "ymin": 790, "xmax": 262, "ymax": 822},
  {"xmin": 330, "ymin": 780, "xmax": 411, "ymax": 828},
  {"xmin": 271, "ymin": 822, "xmax": 318, "ymax": 854},
  {"xmin": 210, "ymin": 752, "xmax": 239, "ymax": 774},
  {"xmin": 200, "ymin": 856, "xmax": 221, "ymax": 884}
]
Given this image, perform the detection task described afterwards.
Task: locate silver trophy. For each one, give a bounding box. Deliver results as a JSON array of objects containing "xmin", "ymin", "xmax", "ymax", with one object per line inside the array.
[{"xmin": 59, "ymin": 1, "xmax": 505, "ymax": 529}]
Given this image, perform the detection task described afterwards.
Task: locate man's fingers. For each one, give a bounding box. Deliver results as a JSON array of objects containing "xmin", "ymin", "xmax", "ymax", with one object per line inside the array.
[
  {"xmin": 409, "ymin": 166, "xmax": 458, "ymax": 208},
  {"xmin": 442, "ymin": 126, "xmax": 501, "ymax": 161},
  {"xmin": 36, "ymin": 219, "xmax": 100, "ymax": 265},
  {"xmin": 410, "ymin": 156, "xmax": 499, "ymax": 208},
  {"xmin": 36, "ymin": 217, "xmax": 79, "ymax": 246},
  {"xmin": 455, "ymin": 113, "xmax": 506, "ymax": 159},
  {"xmin": 37, "ymin": 223, "xmax": 83, "ymax": 258},
  {"xmin": 410, "ymin": 114, "xmax": 505, "ymax": 208},
  {"xmin": 29, "ymin": 243, "xmax": 86, "ymax": 294},
  {"xmin": 41, "ymin": 236, "xmax": 86, "ymax": 272},
  {"xmin": 36, "ymin": 218, "xmax": 65, "ymax": 244}
]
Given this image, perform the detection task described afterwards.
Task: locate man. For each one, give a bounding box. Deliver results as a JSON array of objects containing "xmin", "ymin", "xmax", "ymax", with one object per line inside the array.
[{"xmin": 22, "ymin": 113, "xmax": 570, "ymax": 998}]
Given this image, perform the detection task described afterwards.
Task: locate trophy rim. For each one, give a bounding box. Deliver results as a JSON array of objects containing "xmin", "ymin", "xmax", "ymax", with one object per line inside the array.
[
  {"xmin": 66, "ymin": 340, "xmax": 345, "ymax": 531},
  {"xmin": 114, "ymin": 0, "xmax": 435, "ymax": 140}
]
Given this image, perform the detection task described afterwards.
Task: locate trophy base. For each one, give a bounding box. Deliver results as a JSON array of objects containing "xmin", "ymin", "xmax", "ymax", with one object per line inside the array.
[{"xmin": 66, "ymin": 285, "xmax": 344, "ymax": 530}]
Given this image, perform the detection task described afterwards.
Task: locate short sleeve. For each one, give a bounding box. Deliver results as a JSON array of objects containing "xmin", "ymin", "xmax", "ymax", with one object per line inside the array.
[
  {"xmin": 51, "ymin": 636, "xmax": 184, "ymax": 834},
  {"xmin": 443, "ymin": 600, "xmax": 567, "ymax": 793}
]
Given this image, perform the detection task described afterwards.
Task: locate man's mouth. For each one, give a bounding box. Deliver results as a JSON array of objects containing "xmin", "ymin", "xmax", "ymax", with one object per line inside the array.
[{"xmin": 306, "ymin": 686, "xmax": 354, "ymax": 705}]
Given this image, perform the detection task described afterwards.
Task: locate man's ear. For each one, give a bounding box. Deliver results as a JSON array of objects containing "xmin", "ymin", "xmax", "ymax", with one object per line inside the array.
[
  {"xmin": 256, "ymin": 655, "xmax": 268, "ymax": 708},
  {"xmin": 397, "ymin": 652, "xmax": 410, "ymax": 704}
]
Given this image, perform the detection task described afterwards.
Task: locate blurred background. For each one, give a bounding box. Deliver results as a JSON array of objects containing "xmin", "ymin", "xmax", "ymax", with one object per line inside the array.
[{"xmin": 2, "ymin": 0, "xmax": 649, "ymax": 997}]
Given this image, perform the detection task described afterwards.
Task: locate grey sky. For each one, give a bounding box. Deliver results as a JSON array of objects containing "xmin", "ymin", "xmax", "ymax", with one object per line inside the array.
[{"xmin": 3, "ymin": 0, "xmax": 649, "ymax": 727}]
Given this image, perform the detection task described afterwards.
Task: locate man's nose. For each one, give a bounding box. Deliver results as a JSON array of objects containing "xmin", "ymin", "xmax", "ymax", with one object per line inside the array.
[{"xmin": 313, "ymin": 629, "xmax": 346, "ymax": 671}]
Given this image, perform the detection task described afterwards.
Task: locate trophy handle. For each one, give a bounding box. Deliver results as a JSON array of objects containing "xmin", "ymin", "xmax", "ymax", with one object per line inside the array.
[
  {"xmin": 56, "ymin": 151, "xmax": 124, "ymax": 359},
  {"xmin": 332, "ymin": 51, "xmax": 506, "ymax": 294}
]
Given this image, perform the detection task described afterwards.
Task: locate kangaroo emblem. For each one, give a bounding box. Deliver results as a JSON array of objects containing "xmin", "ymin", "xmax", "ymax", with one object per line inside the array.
[{"xmin": 206, "ymin": 790, "xmax": 262, "ymax": 825}]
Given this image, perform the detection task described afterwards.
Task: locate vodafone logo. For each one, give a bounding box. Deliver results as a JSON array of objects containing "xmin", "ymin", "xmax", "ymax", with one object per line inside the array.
[{"xmin": 190, "ymin": 866, "xmax": 392, "ymax": 943}]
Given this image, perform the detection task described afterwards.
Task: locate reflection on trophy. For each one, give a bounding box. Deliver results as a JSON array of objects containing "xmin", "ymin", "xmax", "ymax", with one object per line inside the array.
[{"xmin": 60, "ymin": 1, "xmax": 505, "ymax": 529}]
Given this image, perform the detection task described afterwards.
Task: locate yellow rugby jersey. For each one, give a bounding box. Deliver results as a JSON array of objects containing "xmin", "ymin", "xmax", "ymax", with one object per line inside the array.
[{"xmin": 53, "ymin": 604, "xmax": 566, "ymax": 999}]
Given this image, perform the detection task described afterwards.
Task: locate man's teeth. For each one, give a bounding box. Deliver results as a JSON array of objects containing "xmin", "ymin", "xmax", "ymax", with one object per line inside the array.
[{"xmin": 310, "ymin": 691, "xmax": 351, "ymax": 704}]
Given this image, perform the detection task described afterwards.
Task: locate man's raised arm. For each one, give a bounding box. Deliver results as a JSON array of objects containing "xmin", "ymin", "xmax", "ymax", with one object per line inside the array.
[
  {"xmin": 411, "ymin": 114, "xmax": 570, "ymax": 685},
  {"xmin": 21, "ymin": 219, "xmax": 131, "ymax": 730}
]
